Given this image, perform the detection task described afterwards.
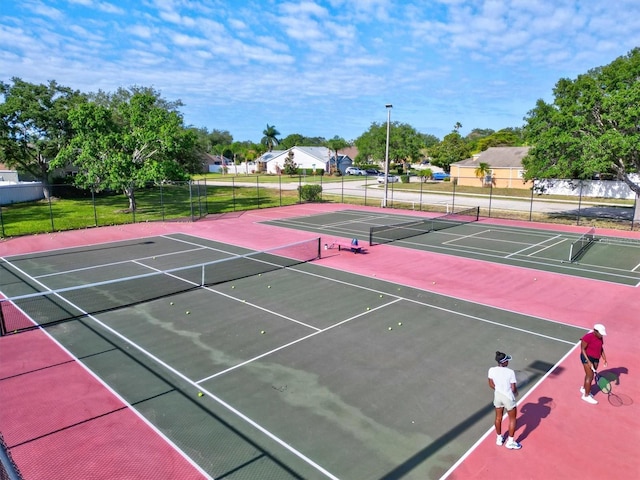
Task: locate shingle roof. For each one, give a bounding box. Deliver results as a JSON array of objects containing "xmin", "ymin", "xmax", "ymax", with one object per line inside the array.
[{"xmin": 453, "ymin": 146, "xmax": 531, "ymax": 168}]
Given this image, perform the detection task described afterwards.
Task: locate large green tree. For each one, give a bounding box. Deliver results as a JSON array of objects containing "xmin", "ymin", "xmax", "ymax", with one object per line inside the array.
[
  {"xmin": 0, "ymin": 78, "xmax": 86, "ymax": 197},
  {"xmin": 355, "ymin": 121, "xmax": 426, "ymax": 165},
  {"xmin": 523, "ymin": 48, "xmax": 640, "ymax": 220},
  {"xmin": 54, "ymin": 88, "xmax": 197, "ymax": 211},
  {"xmin": 428, "ymin": 131, "xmax": 472, "ymax": 172}
]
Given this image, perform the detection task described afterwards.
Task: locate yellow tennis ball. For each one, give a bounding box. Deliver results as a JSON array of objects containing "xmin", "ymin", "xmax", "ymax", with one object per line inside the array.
[
  {"xmin": 197, "ymin": 392, "xmax": 203, "ymax": 397},
  {"xmin": 185, "ymin": 311, "xmax": 190, "ymax": 315},
  {"xmin": 231, "ymin": 285, "xmax": 235, "ymax": 289},
  {"xmin": 388, "ymin": 327, "xmax": 393, "ymax": 331},
  {"xmin": 379, "ymin": 294, "xmax": 383, "ymax": 298},
  {"xmin": 261, "ymin": 330, "xmax": 265, "ymax": 334},
  {"xmin": 366, "ymin": 307, "xmax": 370, "ymax": 311},
  {"xmin": 170, "ymin": 302, "xmax": 174, "ymax": 306},
  {"xmin": 398, "ymin": 322, "xmax": 402, "ymax": 326},
  {"xmin": 267, "ymin": 285, "xmax": 271, "ymax": 288}
]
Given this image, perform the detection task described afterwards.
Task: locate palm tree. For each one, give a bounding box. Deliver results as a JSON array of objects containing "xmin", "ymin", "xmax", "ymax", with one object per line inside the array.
[
  {"xmin": 475, "ymin": 162, "xmax": 491, "ymax": 186},
  {"xmin": 326, "ymin": 136, "xmax": 349, "ymax": 174},
  {"xmin": 261, "ymin": 124, "xmax": 280, "ymax": 152}
]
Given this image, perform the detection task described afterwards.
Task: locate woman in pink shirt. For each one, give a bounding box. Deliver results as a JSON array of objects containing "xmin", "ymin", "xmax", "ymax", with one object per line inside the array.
[{"xmin": 580, "ymin": 324, "xmax": 608, "ymax": 404}]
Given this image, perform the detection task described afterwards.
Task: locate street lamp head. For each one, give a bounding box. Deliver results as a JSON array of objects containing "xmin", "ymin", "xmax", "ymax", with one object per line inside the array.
[{"xmin": 385, "ymin": 104, "xmax": 393, "ymax": 108}]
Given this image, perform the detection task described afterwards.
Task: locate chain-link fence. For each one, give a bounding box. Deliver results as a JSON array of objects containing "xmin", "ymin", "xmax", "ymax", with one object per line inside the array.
[{"xmin": 0, "ymin": 175, "xmax": 636, "ymax": 238}]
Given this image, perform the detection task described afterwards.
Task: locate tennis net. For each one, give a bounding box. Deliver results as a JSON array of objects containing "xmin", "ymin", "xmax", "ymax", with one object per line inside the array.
[
  {"xmin": 569, "ymin": 227, "xmax": 597, "ymax": 263},
  {"xmin": 0, "ymin": 237, "xmax": 321, "ymax": 336},
  {"xmin": 369, "ymin": 206, "xmax": 480, "ymax": 246}
]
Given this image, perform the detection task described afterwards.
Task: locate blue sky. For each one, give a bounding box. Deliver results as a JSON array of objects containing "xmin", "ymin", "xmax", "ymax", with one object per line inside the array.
[{"xmin": 2, "ymin": 1, "xmax": 639, "ymax": 143}]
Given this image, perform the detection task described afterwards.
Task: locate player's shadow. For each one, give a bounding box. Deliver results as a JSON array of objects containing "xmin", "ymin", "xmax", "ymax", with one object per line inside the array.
[
  {"xmin": 601, "ymin": 366, "xmax": 628, "ymax": 384},
  {"xmin": 515, "ymin": 396, "xmax": 554, "ymax": 443}
]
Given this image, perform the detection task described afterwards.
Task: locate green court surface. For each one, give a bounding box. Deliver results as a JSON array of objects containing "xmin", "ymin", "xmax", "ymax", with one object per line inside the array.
[
  {"xmin": 263, "ymin": 209, "xmax": 640, "ymax": 286},
  {"xmin": 1, "ymin": 233, "xmax": 589, "ymax": 479}
]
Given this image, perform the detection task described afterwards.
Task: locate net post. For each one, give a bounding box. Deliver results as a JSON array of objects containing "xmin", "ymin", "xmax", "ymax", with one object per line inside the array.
[{"xmin": 0, "ymin": 301, "xmax": 6, "ymax": 337}]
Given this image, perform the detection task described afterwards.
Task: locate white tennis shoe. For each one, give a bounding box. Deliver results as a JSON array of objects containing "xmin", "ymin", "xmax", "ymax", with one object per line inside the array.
[
  {"xmin": 582, "ymin": 395, "xmax": 598, "ymax": 404},
  {"xmin": 505, "ymin": 440, "xmax": 522, "ymax": 450}
]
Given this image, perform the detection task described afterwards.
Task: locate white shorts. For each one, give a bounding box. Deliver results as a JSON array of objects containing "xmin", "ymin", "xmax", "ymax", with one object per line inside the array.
[{"xmin": 493, "ymin": 391, "xmax": 516, "ymax": 410}]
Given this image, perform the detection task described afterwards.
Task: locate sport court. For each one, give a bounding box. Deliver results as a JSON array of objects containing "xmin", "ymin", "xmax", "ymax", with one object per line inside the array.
[
  {"xmin": 263, "ymin": 209, "xmax": 640, "ymax": 286},
  {"xmin": 1, "ymin": 229, "xmax": 590, "ymax": 479}
]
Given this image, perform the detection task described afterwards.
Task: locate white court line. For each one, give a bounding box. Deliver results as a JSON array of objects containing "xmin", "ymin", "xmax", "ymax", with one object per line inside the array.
[
  {"xmin": 442, "ymin": 229, "xmax": 490, "ymax": 245},
  {"xmin": 526, "ymin": 237, "xmax": 567, "ymax": 257},
  {"xmin": 286, "ymin": 265, "xmax": 576, "ymax": 345},
  {"xmin": 35, "ymin": 246, "xmax": 208, "ymax": 279},
  {"xmin": 3, "ymin": 260, "xmax": 214, "ymax": 479},
  {"xmin": 505, "ymin": 234, "xmax": 563, "ymax": 258},
  {"xmin": 397, "ymin": 236, "xmax": 640, "ymax": 282},
  {"xmin": 197, "ymin": 299, "xmax": 401, "ymax": 383}
]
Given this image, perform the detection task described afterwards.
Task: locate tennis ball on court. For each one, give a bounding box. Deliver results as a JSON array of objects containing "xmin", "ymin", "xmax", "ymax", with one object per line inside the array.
[
  {"xmin": 197, "ymin": 392, "xmax": 203, "ymax": 397},
  {"xmin": 432, "ymin": 281, "xmax": 436, "ymax": 284},
  {"xmin": 388, "ymin": 327, "xmax": 393, "ymax": 331},
  {"xmin": 398, "ymin": 322, "xmax": 402, "ymax": 326},
  {"xmin": 152, "ymin": 256, "xmax": 156, "ymax": 260},
  {"xmin": 170, "ymin": 302, "xmax": 174, "ymax": 306},
  {"xmin": 534, "ymin": 278, "xmax": 537, "ymax": 281},
  {"xmin": 379, "ymin": 294, "xmax": 383, "ymax": 298},
  {"xmin": 231, "ymin": 285, "xmax": 235, "ymax": 289},
  {"xmin": 366, "ymin": 307, "xmax": 370, "ymax": 311},
  {"xmin": 261, "ymin": 330, "xmax": 266, "ymax": 334},
  {"xmin": 185, "ymin": 311, "xmax": 190, "ymax": 315},
  {"xmin": 268, "ymin": 285, "xmax": 271, "ymax": 288}
]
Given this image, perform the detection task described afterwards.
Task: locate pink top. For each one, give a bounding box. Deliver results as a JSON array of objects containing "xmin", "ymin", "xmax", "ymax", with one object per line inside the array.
[{"xmin": 581, "ymin": 331, "xmax": 603, "ymax": 358}]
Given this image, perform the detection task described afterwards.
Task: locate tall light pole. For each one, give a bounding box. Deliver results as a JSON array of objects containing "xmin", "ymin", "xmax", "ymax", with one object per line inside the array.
[{"xmin": 382, "ymin": 104, "xmax": 393, "ymax": 208}]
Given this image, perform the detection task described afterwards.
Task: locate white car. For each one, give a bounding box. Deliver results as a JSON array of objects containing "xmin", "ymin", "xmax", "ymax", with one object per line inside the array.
[
  {"xmin": 377, "ymin": 174, "xmax": 399, "ymax": 184},
  {"xmin": 345, "ymin": 167, "xmax": 366, "ymax": 175}
]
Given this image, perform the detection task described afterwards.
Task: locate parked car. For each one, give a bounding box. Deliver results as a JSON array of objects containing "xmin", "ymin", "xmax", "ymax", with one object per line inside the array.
[
  {"xmin": 377, "ymin": 174, "xmax": 400, "ymax": 184},
  {"xmin": 365, "ymin": 168, "xmax": 380, "ymax": 176},
  {"xmin": 432, "ymin": 172, "xmax": 450, "ymax": 180},
  {"xmin": 345, "ymin": 167, "xmax": 366, "ymax": 175}
]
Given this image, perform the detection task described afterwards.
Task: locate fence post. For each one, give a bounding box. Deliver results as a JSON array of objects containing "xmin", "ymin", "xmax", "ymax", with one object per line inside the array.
[
  {"xmin": 256, "ymin": 175, "xmax": 261, "ymax": 209},
  {"xmin": 48, "ymin": 193, "xmax": 55, "ymax": 232},
  {"xmin": 451, "ymin": 179, "xmax": 456, "ymax": 212},
  {"xmin": 189, "ymin": 181, "xmax": 194, "ymax": 221},
  {"xmin": 529, "ymin": 182, "xmax": 535, "ymax": 222},
  {"xmin": 576, "ymin": 180, "xmax": 583, "ymax": 226},
  {"xmin": 488, "ymin": 182, "xmax": 493, "ymax": 218},
  {"xmin": 92, "ymin": 188, "xmax": 98, "ymax": 226}
]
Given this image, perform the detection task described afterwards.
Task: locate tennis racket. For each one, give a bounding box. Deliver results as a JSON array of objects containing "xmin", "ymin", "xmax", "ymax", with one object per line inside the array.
[
  {"xmin": 591, "ymin": 366, "xmax": 611, "ymax": 394},
  {"xmin": 592, "ymin": 367, "xmax": 623, "ymax": 406}
]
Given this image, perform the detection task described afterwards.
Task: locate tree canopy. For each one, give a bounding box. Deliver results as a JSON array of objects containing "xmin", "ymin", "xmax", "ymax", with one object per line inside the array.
[
  {"xmin": 54, "ymin": 88, "xmax": 198, "ymax": 211},
  {"xmin": 523, "ymin": 48, "xmax": 640, "ymax": 201},
  {"xmin": 0, "ymin": 78, "xmax": 85, "ymax": 197},
  {"xmin": 428, "ymin": 131, "xmax": 472, "ymax": 172},
  {"xmin": 354, "ymin": 121, "xmax": 426, "ymax": 165}
]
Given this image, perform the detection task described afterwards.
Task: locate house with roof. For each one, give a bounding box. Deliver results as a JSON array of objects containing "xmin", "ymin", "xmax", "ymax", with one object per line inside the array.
[
  {"xmin": 202, "ymin": 153, "xmax": 233, "ymax": 173},
  {"xmin": 450, "ymin": 146, "xmax": 532, "ymax": 189},
  {"xmin": 257, "ymin": 146, "xmax": 353, "ymax": 175}
]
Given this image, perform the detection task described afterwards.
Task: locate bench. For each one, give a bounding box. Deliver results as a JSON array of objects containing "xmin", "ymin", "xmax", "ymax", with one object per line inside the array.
[{"xmin": 324, "ymin": 241, "xmax": 363, "ymax": 254}]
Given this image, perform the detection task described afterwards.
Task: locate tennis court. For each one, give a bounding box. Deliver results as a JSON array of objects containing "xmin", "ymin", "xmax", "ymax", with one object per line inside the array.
[
  {"xmin": 263, "ymin": 209, "xmax": 640, "ymax": 286},
  {"xmin": 1, "ymin": 231, "xmax": 588, "ymax": 479}
]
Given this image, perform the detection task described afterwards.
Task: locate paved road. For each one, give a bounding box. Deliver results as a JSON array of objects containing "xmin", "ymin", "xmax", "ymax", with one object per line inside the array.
[{"xmin": 209, "ymin": 178, "xmax": 634, "ymax": 220}]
